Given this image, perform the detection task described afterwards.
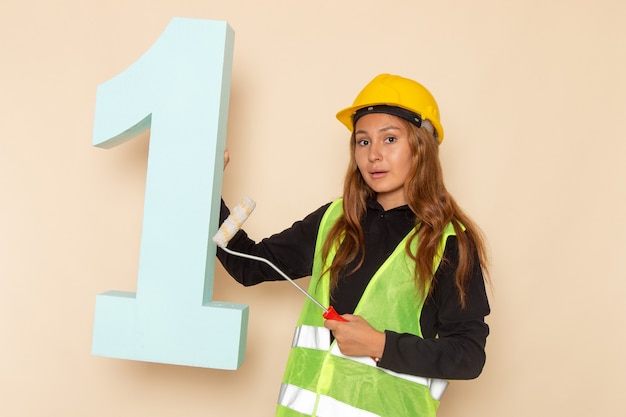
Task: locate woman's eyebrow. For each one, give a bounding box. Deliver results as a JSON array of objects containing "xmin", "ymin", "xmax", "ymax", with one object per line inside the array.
[
  {"xmin": 355, "ymin": 125, "xmax": 401, "ymax": 135},
  {"xmin": 379, "ymin": 125, "xmax": 401, "ymax": 132}
]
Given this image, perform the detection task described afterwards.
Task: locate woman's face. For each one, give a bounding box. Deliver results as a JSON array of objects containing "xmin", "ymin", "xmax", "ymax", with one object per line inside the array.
[{"xmin": 354, "ymin": 113, "xmax": 414, "ymax": 210}]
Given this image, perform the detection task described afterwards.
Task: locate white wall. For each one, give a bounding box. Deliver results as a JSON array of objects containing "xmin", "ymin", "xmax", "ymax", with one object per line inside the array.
[{"xmin": 1, "ymin": 1, "xmax": 625, "ymax": 415}]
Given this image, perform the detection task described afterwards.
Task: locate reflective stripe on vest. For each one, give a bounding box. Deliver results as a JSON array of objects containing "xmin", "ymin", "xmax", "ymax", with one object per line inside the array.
[
  {"xmin": 291, "ymin": 325, "xmax": 448, "ymax": 401},
  {"xmin": 291, "ymin": 325, "xmax": 331, "ymax": 351},
  {"xmin": 279, "ymin": 384, "xmax": 380, "ymax": 417}
]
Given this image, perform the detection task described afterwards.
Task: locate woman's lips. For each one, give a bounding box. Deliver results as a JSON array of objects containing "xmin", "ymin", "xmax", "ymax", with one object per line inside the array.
[{"xmin": 370, "ymin": 170, "xmax": 388, "ymax": 179}]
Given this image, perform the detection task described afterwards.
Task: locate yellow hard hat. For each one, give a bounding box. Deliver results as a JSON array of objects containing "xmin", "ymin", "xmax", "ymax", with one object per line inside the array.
[{"xmin": 336, "ymin": 74, "xmax": 444, "ymax": 143}]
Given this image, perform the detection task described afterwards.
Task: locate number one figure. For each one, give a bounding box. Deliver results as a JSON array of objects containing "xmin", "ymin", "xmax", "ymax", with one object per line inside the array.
[{"xmin": 91, "ymin": 18, "xmax": 248, "ymax": 370}]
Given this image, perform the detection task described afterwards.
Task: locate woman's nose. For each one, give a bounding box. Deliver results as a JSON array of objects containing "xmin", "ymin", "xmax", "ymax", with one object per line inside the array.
[{"xmin": 368, "ymin": 143, "xmax": 382, "ymax": 162}]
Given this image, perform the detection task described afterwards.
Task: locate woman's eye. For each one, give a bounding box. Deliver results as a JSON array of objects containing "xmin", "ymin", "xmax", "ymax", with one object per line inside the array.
[
  {"xmin": 384, "ymin": 136, "xmax": 397, "ymax": 143},
  {"xmin": 356, "ymin": 139, "xmax": 369, "ymax": 146}
]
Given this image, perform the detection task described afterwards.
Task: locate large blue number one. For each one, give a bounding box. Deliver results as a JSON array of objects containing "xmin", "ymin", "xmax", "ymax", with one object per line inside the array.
[{"xmin": 91, "ymin": 18, "xmax": 248, "ymax": 370}]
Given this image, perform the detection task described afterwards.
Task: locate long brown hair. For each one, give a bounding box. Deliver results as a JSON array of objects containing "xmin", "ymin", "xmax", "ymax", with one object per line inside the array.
[{"xmin": 321, "ymin": 120, "xmax": 488, "ymax": 308}]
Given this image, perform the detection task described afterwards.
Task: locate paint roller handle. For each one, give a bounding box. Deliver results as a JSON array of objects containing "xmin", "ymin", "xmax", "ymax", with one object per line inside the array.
[{"xmin": 322, "ymin": 305, "xmax": 348, "ymax": 322}]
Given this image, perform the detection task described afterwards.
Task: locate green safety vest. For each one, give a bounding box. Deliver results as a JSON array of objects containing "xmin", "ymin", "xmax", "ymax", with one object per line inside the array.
[{"xmin": 276, "ymin": 199, "xmax": 457, "ymax": 417}]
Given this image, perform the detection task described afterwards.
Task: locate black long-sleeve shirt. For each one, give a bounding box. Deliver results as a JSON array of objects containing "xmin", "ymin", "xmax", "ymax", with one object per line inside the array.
[{"xmin": 217, "ymin": 199, "xmax": 490, "ymax": 380}]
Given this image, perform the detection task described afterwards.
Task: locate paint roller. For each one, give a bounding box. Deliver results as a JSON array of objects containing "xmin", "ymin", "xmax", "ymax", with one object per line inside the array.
[{"xmin": 212, "ymin": 196, "xmax": 346, "ymax": 322}]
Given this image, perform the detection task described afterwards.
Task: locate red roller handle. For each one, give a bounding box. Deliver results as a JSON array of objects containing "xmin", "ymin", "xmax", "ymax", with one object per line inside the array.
[{"xmin": 323, "ymin": 305, "xmax": 348, "ymax": 322}]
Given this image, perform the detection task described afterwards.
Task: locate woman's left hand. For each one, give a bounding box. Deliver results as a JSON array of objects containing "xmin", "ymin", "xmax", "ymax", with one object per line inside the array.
[
  {"xmin": 224, "ymin": 148, "xmax": 230, "ymax": 169},
  {"xmin": 324, "ymin": 314, "xmax": 385, "ymax": 359}
]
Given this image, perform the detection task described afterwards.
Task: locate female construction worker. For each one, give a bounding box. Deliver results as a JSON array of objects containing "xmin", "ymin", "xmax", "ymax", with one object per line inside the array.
[{"xmin": 217, "ymin": 73, "xmax": 490, "ymax": 417}]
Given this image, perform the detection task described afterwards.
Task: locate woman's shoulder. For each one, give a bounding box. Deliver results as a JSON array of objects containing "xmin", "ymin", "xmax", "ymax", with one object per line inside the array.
[{"xmin": 288, "ymin": 201, "xmax": 336, "ymax": 232}]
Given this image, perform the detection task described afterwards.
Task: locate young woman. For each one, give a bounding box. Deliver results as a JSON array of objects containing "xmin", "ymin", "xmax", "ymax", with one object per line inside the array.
[{"xmin": 217, "ymin": 74, "xmax": 490, "ymax": 417}]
